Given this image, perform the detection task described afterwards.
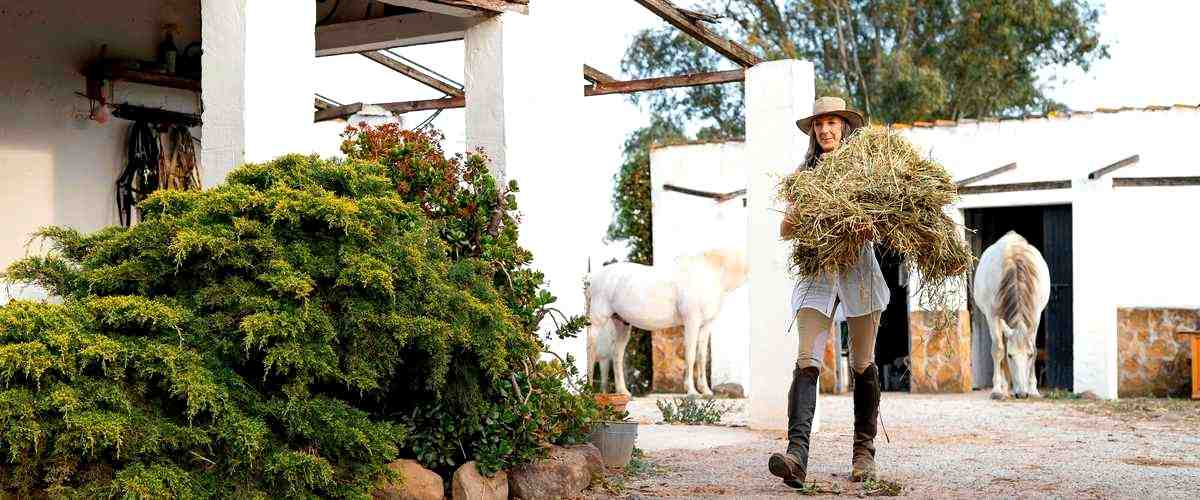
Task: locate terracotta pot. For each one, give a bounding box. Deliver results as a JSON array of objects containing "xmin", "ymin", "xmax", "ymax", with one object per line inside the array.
[{"xmin": 594, "ymin": 393, "xmax": 630, "ymax": 412}]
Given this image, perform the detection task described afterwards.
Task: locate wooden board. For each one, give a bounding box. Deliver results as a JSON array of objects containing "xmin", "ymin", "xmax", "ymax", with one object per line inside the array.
[{"xmin": 1180, "ymin": 332, "xmax": 1200, "ymax": 400}]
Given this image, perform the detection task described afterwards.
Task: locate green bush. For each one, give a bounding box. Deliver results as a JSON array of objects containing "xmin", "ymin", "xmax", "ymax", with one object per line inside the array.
[
  {"xmin": 656, "ymin": 397, "xmax": 738, "ymax": 425},
  {"xmin": 0, "ymin": 127, "xmax": 595, "ymax": 497}
]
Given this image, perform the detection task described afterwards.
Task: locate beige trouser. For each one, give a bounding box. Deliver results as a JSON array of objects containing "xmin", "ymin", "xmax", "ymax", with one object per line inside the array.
[{"xmin": 795, "ymin": 300, "xmax": 881, "ymax": 375}]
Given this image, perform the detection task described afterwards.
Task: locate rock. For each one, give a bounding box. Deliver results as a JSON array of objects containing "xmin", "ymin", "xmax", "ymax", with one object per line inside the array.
[
  {"xmin": 374, "ymin": 459, "xmax": 444, "ymax": 500},
  {"xmin": 712, "ymin": 383, "xmax": 745, "ymax": 399},
  {"xmin": 564, "ymin": 443, "xmax": 604, "ymax": 481},
  {"xmin": 1079, "ymin": 390, "xmax": 1099, "ymax": 400},
  {"xmin": 451, "ymin": 461, "xmax": 507, "ymax": 500},
  {"xmin": 651, "ymin": 327, "xmax": 686, "ymax": 393},
  {"xmin": 508, "ymin": 445, "xmax": 596, "ymax": 499}
]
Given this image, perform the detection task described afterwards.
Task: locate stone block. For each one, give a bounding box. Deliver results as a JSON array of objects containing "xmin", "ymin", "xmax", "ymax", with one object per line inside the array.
[{"xmin": 651, "ymin": 327, "xmax": 686, "ymax": 393}]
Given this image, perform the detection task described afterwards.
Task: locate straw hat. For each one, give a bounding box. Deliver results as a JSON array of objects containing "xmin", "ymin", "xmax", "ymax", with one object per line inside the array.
[{"xmin": 795, "ymin": 96, "xmax": 865, "ymax": 135}]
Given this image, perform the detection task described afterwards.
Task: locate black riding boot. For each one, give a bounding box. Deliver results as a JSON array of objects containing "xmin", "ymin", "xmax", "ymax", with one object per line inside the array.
[
  {"xmin": 851, "ymin": 363, "xmax": 881, "ymax": 482},
  {"xmin": 768, "ymin": 365, "xmax": 819, "ymax": 487}
]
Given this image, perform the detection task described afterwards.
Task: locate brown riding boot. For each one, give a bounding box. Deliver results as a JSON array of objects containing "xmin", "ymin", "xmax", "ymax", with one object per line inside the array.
[
  {"xmin": 851, "ymin": 363, "xmax": 881, "ymax": 482},
  {"xmin": 769, "ymin": 365, "xmax": 819, "ymax": 488}
]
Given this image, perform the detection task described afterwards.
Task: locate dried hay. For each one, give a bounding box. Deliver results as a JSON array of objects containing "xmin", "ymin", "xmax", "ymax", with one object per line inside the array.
[{"xmin": 778, "ymin": 128, "xmax": 974, "ymax": 329}]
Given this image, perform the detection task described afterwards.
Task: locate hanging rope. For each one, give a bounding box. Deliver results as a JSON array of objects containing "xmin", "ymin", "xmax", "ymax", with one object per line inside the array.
[{"xmin": 116, "ymin": 121, "xmax": 160, "ymax": 227}]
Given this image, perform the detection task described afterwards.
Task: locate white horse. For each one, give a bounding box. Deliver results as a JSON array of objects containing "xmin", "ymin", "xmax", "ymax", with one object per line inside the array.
[
  {"xmin": 972, "ymin": 231, "xmax": 1050, "ymax": 399},
  {"xmin": 586, "ymin": 249, "xmax": 747, "ymax": 396}
]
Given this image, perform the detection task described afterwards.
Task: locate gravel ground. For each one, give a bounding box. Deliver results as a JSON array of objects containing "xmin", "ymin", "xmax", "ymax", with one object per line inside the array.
[{"xmin": 589, "ymin": 391, "xmax": 1200, "ymax": 498}]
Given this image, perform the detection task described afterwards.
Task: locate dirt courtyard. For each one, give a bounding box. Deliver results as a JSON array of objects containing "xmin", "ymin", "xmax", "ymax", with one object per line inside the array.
[{"xmin": 589, "ymin": 391, "xmax": 1200, "ymax": 498}]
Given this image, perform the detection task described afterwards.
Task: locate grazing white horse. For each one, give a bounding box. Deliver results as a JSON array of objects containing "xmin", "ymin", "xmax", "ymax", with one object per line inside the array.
[
  {"xmin": 586, "ymin": 249, "xmax": 747, "ymax": 396},
  {"xmin": 972, "ymin": 231, "xmax": 1050, "ymax": 399}
]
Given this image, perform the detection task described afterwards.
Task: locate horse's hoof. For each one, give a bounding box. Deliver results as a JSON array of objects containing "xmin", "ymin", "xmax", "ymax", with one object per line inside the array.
[{"xmin": 990, "ymin": 392, "xmax": 1009, "ymax": 400}]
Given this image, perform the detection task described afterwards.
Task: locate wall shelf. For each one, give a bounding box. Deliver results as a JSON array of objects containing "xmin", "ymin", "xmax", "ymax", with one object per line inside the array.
[{"xmin": 85, "ymin": 60, "xmax": 200, "ymax": 92}]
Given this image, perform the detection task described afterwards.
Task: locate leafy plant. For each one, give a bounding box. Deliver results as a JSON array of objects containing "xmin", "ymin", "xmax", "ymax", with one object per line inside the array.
[
  {"xmin": 656, "ymin": 397, "xmax": 739, "ymax": 425},
  {"xmin": 0, "ymin": 127, "xmax": 597, "ymax": 497}
]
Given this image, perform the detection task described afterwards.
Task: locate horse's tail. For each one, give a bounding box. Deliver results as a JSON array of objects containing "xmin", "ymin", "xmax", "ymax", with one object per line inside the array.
[{"xmin": 998, "ymin": 240, "xmax": 1040, "ymax": 333}]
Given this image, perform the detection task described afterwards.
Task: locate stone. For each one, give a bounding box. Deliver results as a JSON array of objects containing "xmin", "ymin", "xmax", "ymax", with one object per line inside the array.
[
  {"xmin": 374, "ymin": 459, "xmax": 444, "ymax": 500},
  {"xmin": 564, "ymin": 444, "xmax": 604, "ymax": 481},
  {"xmin": 508, "ymin": 445, "xmax": 594, "ymax": 499},
  {"xmin": 651, "ymin": 327, "xmax": 686, "ymax": 393},
  {"xmin": 713, "ymin": 382, "xmax": 745, "ymax": 399},
  {"xmin": 1079, "ymin": 390, "xmax": 1099, "ymax": 400},
  {"xmin": 451, "ymin": 462, "xmax": 507, "ymax": 500}
]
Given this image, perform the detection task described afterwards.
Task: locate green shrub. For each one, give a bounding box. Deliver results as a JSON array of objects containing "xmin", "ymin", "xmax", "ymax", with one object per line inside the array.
[
  {"xmin": 0, "ymin": 127, "xmax": 595, "ymax": 497},
  {"xmin": 656, "ymin": 397, "xmax": 738, "ymax": 425}
]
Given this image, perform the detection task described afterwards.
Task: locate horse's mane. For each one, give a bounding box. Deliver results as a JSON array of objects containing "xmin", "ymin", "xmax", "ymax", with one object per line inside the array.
[{"xmin": 998, "ymin": 234, "xmax": 1039, "ymax": 337}]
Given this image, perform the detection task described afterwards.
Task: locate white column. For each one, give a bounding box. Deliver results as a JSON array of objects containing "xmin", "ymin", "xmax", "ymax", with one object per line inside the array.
[
  {"xmin": 464, "ymin": 7, "xmax": 590, "ymax": 375},
  {"xmin": 745, "ymin": 60, "xmax": 816, "ymax": 430},
  {"xmin": 201, "ymin": 0, "xmax": 315, "ymax": 186},
  {"xmin": 1072, "ymin": 176, "xmax": 1118, "ymax": 399}
]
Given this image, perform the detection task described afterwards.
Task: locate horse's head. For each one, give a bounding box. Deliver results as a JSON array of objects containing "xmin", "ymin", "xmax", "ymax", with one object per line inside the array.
[
  {"xmin": 703, "ymin": 248, "xmax": 748, "ymax": 291},
  {"xmin": 1001, "ymin": 319, "xmax": 1039, "ymax": 398}
]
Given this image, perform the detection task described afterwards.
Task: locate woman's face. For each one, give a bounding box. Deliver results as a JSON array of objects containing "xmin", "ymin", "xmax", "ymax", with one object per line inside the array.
[{"xmin": 813, "ymin": 115, "xmax": 845, "ymax": 152}]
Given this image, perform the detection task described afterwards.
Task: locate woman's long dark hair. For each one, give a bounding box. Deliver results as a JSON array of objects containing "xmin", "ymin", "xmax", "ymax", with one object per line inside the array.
[{"xmin": 801, "ymin": 117, "xmax": 860, "ymax": 170}]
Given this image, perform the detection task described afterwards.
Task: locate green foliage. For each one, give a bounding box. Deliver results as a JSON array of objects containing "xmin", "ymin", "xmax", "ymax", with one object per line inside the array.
[
  {"xmin": 0, "ymin": 127, "xmax": 596, "ymax": 497},
  {"xmin": 623, "ymin": 0, "xmax": 1108, "ymax": 132},
  {"xmin": 655, "ymin": 397, "xmax": 739, "ymax": 425}
]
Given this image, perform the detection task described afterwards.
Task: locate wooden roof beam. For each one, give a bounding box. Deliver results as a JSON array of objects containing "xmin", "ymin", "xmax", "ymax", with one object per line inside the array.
[
  {"xmin": 583, "ymin": 64, "xmax": 617, "ymax": 84},
  {"xmin": 958, "ymin": 180, "xmax": 1072, "ymax": 195},
  {"xmin": 373, "ymin": 70, "xmax": 747, "ymax": 115},
  {"xmin": 585, "ymin": 69, "xmax": 745, "ymax": 96},
  {"xmin": 362, "ymin": 52, "xmax": 464, "ymax": 97},
  {"xmin": 633, "ymin": 0, "xmax": 761, "ymax": 68},
  {"xmin": 1112, "ymin": 176, "xmax": 1200, "ymax": 187},
  {"xmin": 377, "ymin": 0, "xmax": 527, "ymax": 16},
  {"xmin": 1088, "ymin": 154, "xmax": 1139, "ymax": 180},
  {"xmin": 315, "ymin": 103, "xmax": 364, "ymax": 123},
  {"xmin": 316, "ymin": 13, "xmax": 471, "ymax": 57},
  {"xmin": 955, "ymin": 162, "xmax": 1017, "ymax": 187}
]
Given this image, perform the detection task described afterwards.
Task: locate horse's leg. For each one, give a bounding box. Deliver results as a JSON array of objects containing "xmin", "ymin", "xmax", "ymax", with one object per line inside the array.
[
  {"xmin": 599, "ymin": 357, "xmax": 610, "ymax": 394},
  {"xmin": 989, "ymin": 316, "xmax": 1011, "ymax": 400},
  {"xmin": 696, "ymin": 322, "xmax": 714, "ymax": 396},
  {"xmin": 611, "ymin": 320, "xmax": 633, "ymax": 396},
  {"xmin": 682, "ymin": 319, "xmax": 701, "ymax": 396}
]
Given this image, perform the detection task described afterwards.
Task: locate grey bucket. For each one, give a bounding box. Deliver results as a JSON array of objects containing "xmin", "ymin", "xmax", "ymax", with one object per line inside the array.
[{"xmin": 589, "ymin": 421, "xmax": 638, "ymax": 467}]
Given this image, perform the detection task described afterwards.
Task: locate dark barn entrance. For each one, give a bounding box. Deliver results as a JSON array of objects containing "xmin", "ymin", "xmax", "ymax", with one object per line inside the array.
[
  {"xmin": 964, "ymin": 205, "xmax": 1074, "ymax": 391},
  {"xmin": 874, "ymin": 246, "xmax": 910, "ymax": 392}
]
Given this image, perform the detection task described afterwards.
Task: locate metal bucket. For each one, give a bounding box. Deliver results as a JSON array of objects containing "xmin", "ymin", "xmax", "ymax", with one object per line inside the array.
[{"xmin": 589, "ymin": 421, "xmax": 638, "ymax": 467}]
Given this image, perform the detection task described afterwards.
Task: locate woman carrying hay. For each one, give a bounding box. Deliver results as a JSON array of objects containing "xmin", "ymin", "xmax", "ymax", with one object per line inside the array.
[{"xmin": 769, "ymin": 97, "xmax": 888, "ymax": 487}]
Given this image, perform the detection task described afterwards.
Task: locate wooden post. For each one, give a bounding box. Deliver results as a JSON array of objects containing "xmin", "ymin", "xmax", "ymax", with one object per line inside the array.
[{"xmin": 1179, "ymin": 331, "xmax": 1200, "ymax": 400}]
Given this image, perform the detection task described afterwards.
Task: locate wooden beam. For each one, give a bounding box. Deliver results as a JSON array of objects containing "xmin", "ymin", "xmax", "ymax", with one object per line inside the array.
[
  {"xmin": 316, "ymin": 13, "xmax": 470, "ymax": 57},
  {"xmin": 583, "ymin": 64, "xmax": 617, "ymax": 84},
  {"xmin": 1112, "ymin": 176, "xmax": 1200, "ymax": 187},
  {"xmin": 373, "ymin": 69, "xmax": 747, "ymax": 114},
  {"xmin": 956, "ymin": 162, "xmax": 1017, "ymax": 187},
  {"xmin": 376, "ymin": 0, "xmax": 487, "ymax": 17},
  {"xmin": 679, "ymin": 7, "xmax": 721, "ymax": 23},
  {"xmin": 1088, "ymin": 154, "xmax": 1139, "ymax": 180},
  {"xmin": 314, "ymin": 97, "xmax": 333, "ymax": 110},
  {"xmin": 663, "ymin": 184, "xmax": 746, "ymax": 202},
  {"xmin": 315, "ymin": 103, "xmax": 364, "ymax": 123},
  {"xmin": 585, "ymin": 69, "xmax": 745, "ymax": 96},
  {"xmin": 958, "ymin": 180, "xmax": 1072, "ymax": 195},
  {"xmin": 377, "ymin": 96, "xmax": 466, "ymax": 114},
  {"xmin": 362, "ymin": 52, "xmax": 463, "ymax": 97},
  {"xmin": 634, "ymin": 0, "xmax": 761, "ymax": 67}
]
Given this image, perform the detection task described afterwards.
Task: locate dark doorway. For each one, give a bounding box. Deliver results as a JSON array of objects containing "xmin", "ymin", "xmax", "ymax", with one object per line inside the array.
[
  {"xmin": 964, "ymin": 205, "xmax": 1074, "ymax": 391},
  {"xmin": 874, "ymin": 245, "xmax": 910, "ymax": 392}
]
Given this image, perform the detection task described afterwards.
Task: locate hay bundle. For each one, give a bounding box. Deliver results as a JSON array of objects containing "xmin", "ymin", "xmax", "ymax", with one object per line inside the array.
[{"xmin": 778, "ymin": 128, "xmax": 974, "ymax": 322}]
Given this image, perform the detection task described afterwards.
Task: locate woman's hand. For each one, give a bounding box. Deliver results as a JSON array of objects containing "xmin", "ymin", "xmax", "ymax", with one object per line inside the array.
[{"xmin": 780, "ymin": 215, "xmax": 796, "ymax": 239}]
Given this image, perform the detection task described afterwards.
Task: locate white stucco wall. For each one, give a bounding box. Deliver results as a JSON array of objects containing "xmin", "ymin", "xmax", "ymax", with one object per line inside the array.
[
  {"xmin": 0, "ymin": 0, "xmax": 201, "ymax": 303},
  {"xmin": 650, "ymin": 142, "xmax": 750, "ymax": 390}
]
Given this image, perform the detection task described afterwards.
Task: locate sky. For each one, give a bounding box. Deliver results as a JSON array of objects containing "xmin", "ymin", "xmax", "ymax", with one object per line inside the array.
[{"xmin": 311, "ymin": 0, "xmax": 1200, "ymax": 264}]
